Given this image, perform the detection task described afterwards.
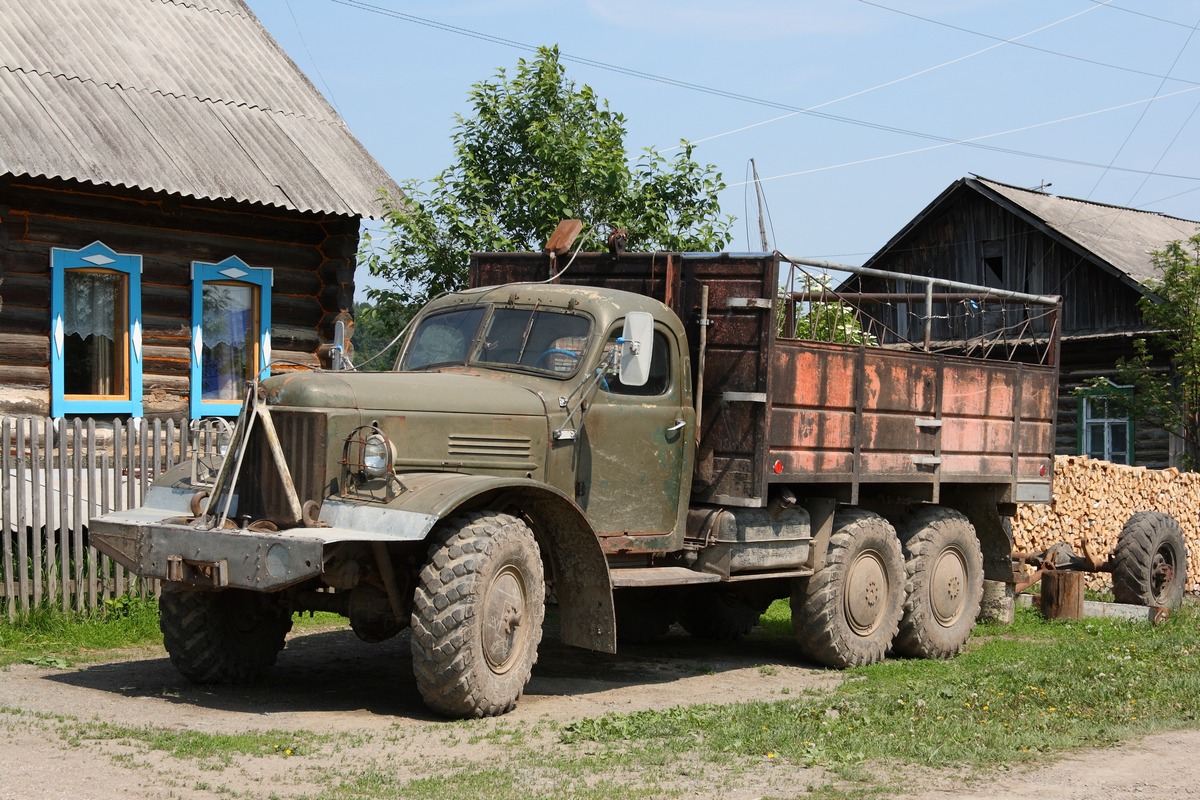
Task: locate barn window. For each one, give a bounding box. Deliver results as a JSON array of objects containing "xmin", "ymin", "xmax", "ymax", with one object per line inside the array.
[
  {"xmin": 50, "ymin": 242, "xmax": 143, "ymax": 416},
  {"xmin": 982, "ymin": 240, "xmax": 1005, "ymax": 288},
  {"xmin": 190, "ymin": 257, "xmax": 272, "ymax": 417},
  {"xmin": 1078, "ymin": 381, "xmax": 1133, "ymax": 465}
]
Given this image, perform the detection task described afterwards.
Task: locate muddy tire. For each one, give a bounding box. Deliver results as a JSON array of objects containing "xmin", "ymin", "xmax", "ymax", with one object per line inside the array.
[
  {"xmin": 792, "ymin": 508, "xmax": 904, "ymax": 667},
  {"xmin": 159, "ymin": 587, "xmax": 293, "ymax": 684},
  {"xmin": 677, "ymin": 586, "xmax": 763, "ymax": 641},
  {"xmin": 411, "ymin": 512, "xmax": 546, "ymax": 718},
  {"xmin": 893, "ymin": 505, "xmax": 984, "ymax": 659},
  {"xmin": 1112, "ymin": 511, "xmax": 1187, "ymax": 611},
  {"xmin": 614, "ymin": 587, "xmax": 678, "ymax": 644}
]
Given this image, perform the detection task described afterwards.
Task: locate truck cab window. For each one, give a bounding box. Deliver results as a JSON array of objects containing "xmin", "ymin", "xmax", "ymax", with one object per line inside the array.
[
  {"xmin": 403, "ymin": 306, "xmax": 591, "ymax": 378},
  {"xmin": 603, "ymin": 329, "xmax": 671, "ymax": 396},
  {"xmin": 474, "ymin": 308, "xmax": 590, "ymax": 376},
  {"xmin": 402, "ymin": 307, "xmax": 485, "ymax": 369}
]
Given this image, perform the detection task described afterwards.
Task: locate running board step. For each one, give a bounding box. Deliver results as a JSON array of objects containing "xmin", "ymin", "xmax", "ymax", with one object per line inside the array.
[{"xmin": 609, "ymin": 567, "xmax": 721, "ymax": 588}]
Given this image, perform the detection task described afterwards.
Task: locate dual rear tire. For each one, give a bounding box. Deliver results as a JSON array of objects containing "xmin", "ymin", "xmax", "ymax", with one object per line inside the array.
[{"xmin": 792, "ymin": 505, "xmax": 983, "ymax": 667}]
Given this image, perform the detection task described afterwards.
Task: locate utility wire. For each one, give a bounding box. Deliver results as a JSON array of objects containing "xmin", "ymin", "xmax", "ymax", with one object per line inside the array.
[
  {"xmin": 726, "ymin": 86, "xmax": 1200, "ymax": 189},
  {"xmin": 1086, "ymin": 13, "xmax": 1200, "ymax": 202},
  {"xmin": 1122, "ymin": 15, "xmax": 1200, "ymax": 206},
  {"xmin": 1084, "ymin": 0, "xmax": 1200, "ymax": 31},
  {"xmin": 687, "ymin": 1, "xmax": 1111, "ymax": 149},
  {"xmin": 857, "ymin": 0, "xmax": 1200, "ymax": 86},
  {"xmin": 285, "ymin": 0, "xmax": 343, "ymax": 116},
  {"xmin": 329, "ymin": 0, "xmax": 1197, "ymax": 185}
]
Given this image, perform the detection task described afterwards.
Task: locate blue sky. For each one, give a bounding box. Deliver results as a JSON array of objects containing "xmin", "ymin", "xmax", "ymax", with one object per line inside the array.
[{"xmin": 246, "ymin": 1, "xmax": 1200, "ymax": 295}]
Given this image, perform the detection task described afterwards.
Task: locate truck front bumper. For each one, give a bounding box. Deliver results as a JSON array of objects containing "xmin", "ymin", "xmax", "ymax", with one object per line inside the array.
[{"xmin": 90, "ymin": 506, "xmax": 329, "ymax": 591}]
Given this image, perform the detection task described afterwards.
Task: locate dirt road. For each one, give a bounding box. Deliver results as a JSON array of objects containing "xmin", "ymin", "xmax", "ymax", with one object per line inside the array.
[{"xmin": 1, "ymin": 621, "xmax": 1196, "ymax": 800}]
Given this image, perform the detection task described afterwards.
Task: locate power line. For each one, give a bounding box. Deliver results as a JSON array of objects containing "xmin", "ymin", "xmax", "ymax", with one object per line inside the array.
[
  {"xmin": 1123, "ymin": 15, "xmax": 1200, "ymax": 206},
  {"xmin": 727, "ymin": 86, "xmax": 1200, "ymax": 189},
  {"xmin": 687, "ymin": 2, "xmax": 1111, "ymax": 149},
  {"xmin": 1085, "ymin": 13, "xmax": 1200, "ymax": 201},
  {"xmin": 285, "ymin": 0, "xmax": 343, "ymax": 116},
  {"xmin": 1085, "ymin": 0, "xmax": 1200, "ymax": 31},
  {"xmin": 857, "ymin": 0, "xmax": 1200, "ymax": 87},
  {"xmin": 327, "ymin": 0, "xmax": 1200, "ymax": 185}
]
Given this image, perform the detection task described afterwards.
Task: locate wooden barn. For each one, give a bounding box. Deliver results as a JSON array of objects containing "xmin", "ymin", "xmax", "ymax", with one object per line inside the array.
[
  {"xmin": 848, "ymin": 176, "xmax": 1199, "ymax": 469},
  {"xmin": 0, "ymin": 0, "xmax": 401, "ymax": 420}
]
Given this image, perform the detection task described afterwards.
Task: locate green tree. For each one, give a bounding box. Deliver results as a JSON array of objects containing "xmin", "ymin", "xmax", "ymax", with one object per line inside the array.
[
  {"xmin": 776, "ymin": 273, "xmax": 877, "ymax": 346},
  {"xmin": 1083, "ymin": 234, "xmax": 1200, "ymax": 468},
  {"xmin": 360, "ymin": 45, "xmax": 732, "ymax": 345},
  {"xmin": 348, "ymin": 301, "xmax": 407, "ymax": 371}
]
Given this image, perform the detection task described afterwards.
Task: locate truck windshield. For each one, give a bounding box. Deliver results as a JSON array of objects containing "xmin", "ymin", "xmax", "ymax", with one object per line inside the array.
[{"xmin": 400, "ymin": 306, "xmax": 591, "ymax": 377}]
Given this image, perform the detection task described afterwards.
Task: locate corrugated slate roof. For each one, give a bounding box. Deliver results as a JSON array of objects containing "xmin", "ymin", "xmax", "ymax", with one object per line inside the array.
[
  {"xmin": 974, "ymin": 177, "xmax": 1199, "ymax": 286},
  {"xmin": 0, "ymin": 0, "xmax": 401, "ymax": 217}
]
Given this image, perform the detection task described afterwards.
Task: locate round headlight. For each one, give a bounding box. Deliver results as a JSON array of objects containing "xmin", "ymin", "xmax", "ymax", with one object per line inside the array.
[{"xmin": 362, "ymin": 433, "xmax": 391, "ymax": 477}]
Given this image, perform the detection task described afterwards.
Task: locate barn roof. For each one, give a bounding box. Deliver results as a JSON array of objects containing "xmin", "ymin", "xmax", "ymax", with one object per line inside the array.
[
  {"xmin": 0, "ymin": 0, "xmax": 402, "ymax": 218},
  {"xmin": 972, "ymin": 177, "xmax": 1199, "ymax": 285},
  {"xmin": 866, "ymin": 176, "xmax": 1200, "ymax": 292}
]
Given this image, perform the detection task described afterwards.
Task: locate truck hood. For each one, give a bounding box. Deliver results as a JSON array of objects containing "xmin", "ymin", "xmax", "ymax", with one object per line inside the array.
[{"xmin": 262, "ymin": 371, "xmax": 549, "ymax": 416}]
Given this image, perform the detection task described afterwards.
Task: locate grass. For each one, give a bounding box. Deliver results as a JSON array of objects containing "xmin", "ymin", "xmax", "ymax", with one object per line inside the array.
[
  {"xmin": 0, "ymin": 600, "xmax": 346, "ymax": 668},
  {"xmin": 61, "ymin": 719, "xmax": 327, "ymax": 764},
  {"xmin": 555, "ymin": 600, "xmax": 1200, "ymax": 794},
  {"xmin": 4, "ymin": 594, "xmax": 1200, "ymax": 799},
  {"xmin": 0, "ymin": 596, "xmax": 163, "ymax": 667}
]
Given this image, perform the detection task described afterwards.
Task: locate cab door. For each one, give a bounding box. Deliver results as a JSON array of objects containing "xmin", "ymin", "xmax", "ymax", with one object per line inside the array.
[{"xmin": 574, "ymin": 323, "xmax": 693, "ymax": 545}]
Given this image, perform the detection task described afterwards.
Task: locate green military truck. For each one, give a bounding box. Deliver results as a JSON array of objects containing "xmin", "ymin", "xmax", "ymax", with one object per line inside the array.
[{"xmin": 92, "ymin": 248, "xmax": 1066, "ymax": 718}]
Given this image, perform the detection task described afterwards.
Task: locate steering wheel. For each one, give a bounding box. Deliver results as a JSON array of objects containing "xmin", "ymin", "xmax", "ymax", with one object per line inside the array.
[{"xmin": 534, "ymin": 348, "xmax": 581, "ymax": 369}]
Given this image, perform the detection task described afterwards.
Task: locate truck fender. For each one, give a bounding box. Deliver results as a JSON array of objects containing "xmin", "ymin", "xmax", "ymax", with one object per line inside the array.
[{"xmin": 324, "ymin": 472, "xmax": 617, "ymax": 655}]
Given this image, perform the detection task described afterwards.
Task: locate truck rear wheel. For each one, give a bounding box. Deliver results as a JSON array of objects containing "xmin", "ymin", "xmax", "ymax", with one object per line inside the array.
[
  {"xmin": 893, "ymin": 506, "xmax": 983, "ymax": 659},
  {"xmin": 159, "ymin": 587, "xmax": 292, "ymax": 684},
  {"xmin": 411, "ymin": 511, "xmax": 546, "ymax": 718},
  {"xmin": 1112, "ymin": 511, "xmax": 1187, "ymax": 611},
  {"xmin": 677, "ymin": 586, "xmax": 764, "ymax": 640},
  {"xmin": 792, "ymin": 509, "xmax": 904, "ymax": 667}
]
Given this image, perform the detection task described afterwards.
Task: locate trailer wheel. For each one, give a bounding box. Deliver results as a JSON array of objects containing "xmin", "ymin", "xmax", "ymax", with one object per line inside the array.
[
  {"xmin": 792, "ymin": 509, "xmax": 904, "ymax": 667},
  {"xmin": 159, "ymin": 586, "xmax": 292, "ymax": 683},
  {"xmin": 677, "ymin": 586, "xmax": 764, "ymax": 640},
  {"xmin": 1112, "ymin": 511, "xmax": 1187, "ymax": 611},
  {"xmin": 893, "ymin": 506, "xmax": 984, "ymax": 659},
  {"xmin": 614, "ymin": 587, "xmax": 678, "ymax": 643},
  {"xmin": 411, "ymin": 512, "xmax": 545, "ymax": 718}
]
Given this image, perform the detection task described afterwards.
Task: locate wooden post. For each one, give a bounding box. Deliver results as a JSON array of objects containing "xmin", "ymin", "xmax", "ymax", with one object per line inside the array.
[{"xmin": 1041, "ymin": 571, "xmax": 1085, "ymax": 619}]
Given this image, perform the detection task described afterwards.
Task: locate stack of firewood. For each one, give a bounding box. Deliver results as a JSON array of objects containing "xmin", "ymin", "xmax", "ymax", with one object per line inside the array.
[{"xmin": 1012, "ymin": 455, "xmax": 1200, "ymax": 593}]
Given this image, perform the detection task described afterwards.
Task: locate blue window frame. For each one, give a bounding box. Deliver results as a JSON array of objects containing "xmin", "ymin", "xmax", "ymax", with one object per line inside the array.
[
  {"xmin": 50, "ymin": 241, "xmax": 143, "ymax": 417},
  {"xmin": 190, "ymin": 257, "xmax": 273, "ymax": 418}
]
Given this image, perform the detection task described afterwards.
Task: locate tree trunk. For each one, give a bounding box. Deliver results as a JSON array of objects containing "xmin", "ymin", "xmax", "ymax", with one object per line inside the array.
[{"xmin": 1040, "ymin": 571, "xmax": 1084, "ymax": 620}]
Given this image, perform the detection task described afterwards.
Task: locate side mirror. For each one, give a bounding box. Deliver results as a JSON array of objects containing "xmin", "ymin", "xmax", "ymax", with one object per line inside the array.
[
  {"xmin": 331, "ymin": 320, "xmax": 347, "ymax": 371},
  {"xmin": 618, "ymin": 312, "xmax": 653, "ymax": 387}
]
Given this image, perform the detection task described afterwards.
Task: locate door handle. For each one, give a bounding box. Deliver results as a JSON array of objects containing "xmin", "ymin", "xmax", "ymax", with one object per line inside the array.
[{"xmin": 667, "ymin": 419, "xmax": 687, "ymax": 432}]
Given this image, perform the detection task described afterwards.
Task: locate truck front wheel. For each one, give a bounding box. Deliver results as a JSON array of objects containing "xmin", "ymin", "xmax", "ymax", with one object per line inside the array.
[
  {"xmin": 159, "ymin": 587, "xmax": 293, "ymax": 683},
  {"xmin": 893, "ymin": 506, "xmax": 983, "ymax": 659},
  {"xmin": 411, "ymin": 511, "xmax": 546, "ymax": 718},
  {"xmin": 792, "ymin": 509, "xmax": 904, "ymax": 667}
]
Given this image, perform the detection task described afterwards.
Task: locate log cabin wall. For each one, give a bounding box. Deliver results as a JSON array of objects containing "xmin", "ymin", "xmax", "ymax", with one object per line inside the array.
[{"xmin": 0, "ymin": 175, "xmax": 358, "ymax": 418}]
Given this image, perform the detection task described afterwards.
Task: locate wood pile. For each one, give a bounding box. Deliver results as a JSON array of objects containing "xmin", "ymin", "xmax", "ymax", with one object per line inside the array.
[{"xmin": 1012, "ymin": 455, "xmax": 1200, "ymax": 593}]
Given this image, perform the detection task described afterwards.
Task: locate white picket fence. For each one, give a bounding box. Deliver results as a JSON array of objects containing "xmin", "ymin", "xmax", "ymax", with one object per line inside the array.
[{"xmin": 1, "ymin": 416, "xmax": 224, "ymax": 618}]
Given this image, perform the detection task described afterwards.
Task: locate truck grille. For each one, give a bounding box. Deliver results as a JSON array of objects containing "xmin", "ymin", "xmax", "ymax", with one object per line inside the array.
[
  {"xmin": 237, "ymin": 409, "xmax": 328, "ymax": 523},
  {"xmin": 447, "ymin": 433, "xmax": 536, "ymax": 470}
]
